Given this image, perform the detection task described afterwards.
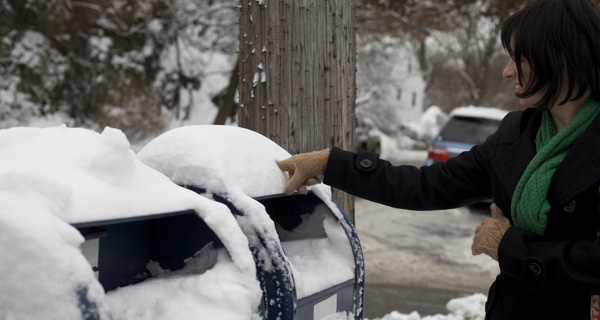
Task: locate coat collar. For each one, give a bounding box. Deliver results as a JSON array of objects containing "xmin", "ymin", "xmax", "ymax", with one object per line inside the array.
[
  {"xmin": 492, "ymin": 108, "xmax": 540, "ymax": 206},
  {"xmin": 548, "ymin": 108, "xmax": 600, "ymax": 210},
  {"xmin": 493, "ymin": 108, "xmax": 600, "ymax": 212}
]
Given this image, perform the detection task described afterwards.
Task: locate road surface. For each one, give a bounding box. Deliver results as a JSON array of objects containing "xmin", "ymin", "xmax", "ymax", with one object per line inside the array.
[{"xmin": 355, "ymin": 150, "xmax": 500, "ymax": 318}]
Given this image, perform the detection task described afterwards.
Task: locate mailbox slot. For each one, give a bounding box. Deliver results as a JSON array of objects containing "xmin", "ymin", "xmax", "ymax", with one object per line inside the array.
[{"xmin": 73, "ymin": 209, "xmax": 223, "ymax": 291}]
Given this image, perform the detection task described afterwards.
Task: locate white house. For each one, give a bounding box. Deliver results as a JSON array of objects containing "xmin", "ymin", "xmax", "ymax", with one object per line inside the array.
[
  {"xmin": 356, "ymin": 39, "xmax": 426, "ymax": 124},
  {"xmin": 382, "ymin": 42, "xmax": 426, "ymax": 123}
]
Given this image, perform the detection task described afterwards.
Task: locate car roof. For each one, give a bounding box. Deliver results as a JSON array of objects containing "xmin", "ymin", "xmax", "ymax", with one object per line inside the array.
[{"xmin": 449, "ymin": 106, "xmax": 509, "ymax": 121}]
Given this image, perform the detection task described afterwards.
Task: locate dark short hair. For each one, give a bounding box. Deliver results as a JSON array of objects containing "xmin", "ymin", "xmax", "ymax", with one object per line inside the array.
[{"xmin": 501, "ymin": 0, "xmax": 600, "ymax": 109}]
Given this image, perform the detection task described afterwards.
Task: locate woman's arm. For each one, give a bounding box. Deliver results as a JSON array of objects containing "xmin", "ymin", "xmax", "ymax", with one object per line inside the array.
[{"xmin": 323, "ymin": 143, "xmax": 495, "ymax": 210}]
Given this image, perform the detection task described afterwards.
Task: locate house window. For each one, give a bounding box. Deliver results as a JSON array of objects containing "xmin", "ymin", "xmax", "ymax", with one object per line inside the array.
[
  {"xmin": 412, "ymin": 92, "xmax": 417, "ymax": 107},
  {"xmin": 397, "ymin": 89, "xmax": 402, "ymax": 100}
]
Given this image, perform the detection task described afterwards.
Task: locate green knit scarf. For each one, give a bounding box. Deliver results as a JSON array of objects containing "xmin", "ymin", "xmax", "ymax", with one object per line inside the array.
[{"xmin": 511, "ymin": 99, "xmax": 600, "ymax": 236}]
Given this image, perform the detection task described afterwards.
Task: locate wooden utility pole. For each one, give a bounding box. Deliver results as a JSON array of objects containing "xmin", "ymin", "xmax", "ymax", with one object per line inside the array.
[{"xmin": 238, "ymin": 0, "xmax": 357, "ymax": 223}]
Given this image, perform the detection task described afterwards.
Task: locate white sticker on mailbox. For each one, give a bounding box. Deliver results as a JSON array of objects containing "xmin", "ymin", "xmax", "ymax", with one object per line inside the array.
[
  {"xmin": 80, "ymin": 238, "xmax": 100, "ymax": 279},
  {"xmin": 314, "ymin": 294, "xmax": 337, "ymax": 320}
]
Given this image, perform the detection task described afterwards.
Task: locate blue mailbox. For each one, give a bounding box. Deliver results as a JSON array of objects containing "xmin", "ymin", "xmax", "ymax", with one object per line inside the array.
[{"xmin": 138, "ymin": 125, "xmax": 365, "ymax": 320}]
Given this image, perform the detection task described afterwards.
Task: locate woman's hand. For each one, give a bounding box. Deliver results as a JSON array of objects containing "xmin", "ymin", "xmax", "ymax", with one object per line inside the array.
[
  {"xmin": 472, "ymin": 203, "xmax": 511, "ymax": 261},
  {"xmin": 276, "ymin": 148, "xmax": 330, "ymax": 194}
]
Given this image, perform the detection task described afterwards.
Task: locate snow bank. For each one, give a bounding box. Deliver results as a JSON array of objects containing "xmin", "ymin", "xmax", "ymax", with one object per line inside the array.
[{"xmin": 367, "ymin": 294, "xmax": 487, "ymax": 320}]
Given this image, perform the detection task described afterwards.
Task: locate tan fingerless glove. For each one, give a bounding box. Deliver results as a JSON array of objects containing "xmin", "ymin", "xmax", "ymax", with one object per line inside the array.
[
  {"xmin": 471, "ymin": 203, "xmax": 511, "ymax": 261},
  {"xmin": 276, "ymin": 148, "xmax": 331, "ymax": 194}
]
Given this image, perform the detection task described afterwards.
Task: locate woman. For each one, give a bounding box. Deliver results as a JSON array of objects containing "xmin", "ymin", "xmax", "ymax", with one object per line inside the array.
[{"xmin": 276, "ymin": 0, "xmax": 600, "ymax": 318}]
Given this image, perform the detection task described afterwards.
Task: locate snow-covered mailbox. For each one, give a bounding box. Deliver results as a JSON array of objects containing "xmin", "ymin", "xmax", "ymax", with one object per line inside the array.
[
  {"xmin": 138, "ymin": 125, "xmax": 365, "ymax": 320},
  {"xmin": 0, "ymin": 126, "xmax": 262, "ymax": 320}
]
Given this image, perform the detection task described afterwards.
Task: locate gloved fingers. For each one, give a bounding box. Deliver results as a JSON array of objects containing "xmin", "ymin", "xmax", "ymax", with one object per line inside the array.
[
  {"xmin": 490, "ymin": 203, "xmax": 504, "ymax": 219},
  {"xmin": 277, "ymin": 150, "xmax": 329, "ymax": 194},
  {"xmin": 284, "ymin": 181, "xmax": 299, "ymax": 195},
  {"xmin": 472, "ymin": 218, "xmax": 502, "ymax": 261},
  {"xmin": 285, "ymin": 177, "xmax": 321, "ymax": 195},
  {"xmin": 476, "ymin": 218, "xmax": 494, "ymax": 230},
  {"xmin": 304, "ymin": 177, "xmax": 321, "ymax": 186},
  {"xmin": 280, "ymin": 164, "xmax": 302, "ymax": 195},
  {"xmin": 471, "ymin": 234, "xmax": 483, "ymax": 256},
  {"xmin": 298, "ymin": 184, "xmax": 308, "ymax": 195},
  {"xmin": 472, "ymin": 222, "xmax": 482, "ymax": 254},
  {"xmin": 285, "ymin": 171, "xmax": 311, "ymax": 195},
  {"xmin": 276, "ymin": 158, "xmax": 296, "ymax": 173},
  {"xmin": 296, "ymin": 177, "xmax": 322, "ymax": 194},
  {"xmin": 474, "ymin": 224, "xmax": 484, "ymax": 236},
  {"xmin": 472, "ymin": 220, "xmax": 492, "ymax": 255},
  {"xmin": 489, "ymin": 203, "xmax": 511, "ymax": 231}
]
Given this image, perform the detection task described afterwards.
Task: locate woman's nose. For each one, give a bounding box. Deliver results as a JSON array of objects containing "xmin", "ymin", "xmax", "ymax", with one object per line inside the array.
[{"xmin": 502, "ymin": 58, "xmax": 516, "ymax": 79}]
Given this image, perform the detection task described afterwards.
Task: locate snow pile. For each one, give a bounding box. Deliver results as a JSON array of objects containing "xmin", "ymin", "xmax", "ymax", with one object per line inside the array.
[
  {"xmin": 419, "ymin": 105, "xmax": 448, "ymax": 137},
  {"xmin": 370, "ymin": 106, "xmax": 447, "ymax": 164},
  {"xmin": 397, "ymin": 105, "xmax": 447, "ymax": 144},
  {"xmin": 322, "ymin": 312, "xmax": 354, "ymax": 320},
  {"xmin": 137, "ymin": 125, "xmax": 291, "ymax": 198},
  {"xmin": 279, "ymin": 204, "xmax": 355, "ymax": 298},
  {"xmin": 105, "ymin": 248, "xmax": 262, "ymax": 320},
  {"xmin": 367, "ymin": 294, "xmax": 487, "ymax": 320},
  {"xmin": 0, "ymin": 125, "xmax": 261, "ymax": 320},
  {"xmin": 0, "ymin": 190, "xmax": 110, "ymax": 320},
  {"xmin": 0, "ymin": 125, "xmax": 218, "ymax": 222},
  {"xmin": 446, "ymin": 294, "xmax": 487, "ymax": 319}
]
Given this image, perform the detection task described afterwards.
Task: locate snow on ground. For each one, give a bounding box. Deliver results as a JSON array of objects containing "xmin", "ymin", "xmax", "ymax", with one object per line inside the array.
[{"xmin": 367, "ymin": 294, "xmax": 487, "ymax": 320}]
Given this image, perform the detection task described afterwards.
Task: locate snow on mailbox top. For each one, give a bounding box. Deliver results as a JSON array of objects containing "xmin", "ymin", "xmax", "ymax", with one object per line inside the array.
[
  {"xmin": 138, "ymin": 125, "xmax": 292, "ymax": 198},
  {"xmin": 0, "ymin": 124, "xmax": 239, "ymax": 223}
]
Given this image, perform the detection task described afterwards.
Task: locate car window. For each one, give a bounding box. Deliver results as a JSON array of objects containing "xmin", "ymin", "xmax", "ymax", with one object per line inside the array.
[{"xmin": 438, "ymin": 116, "xmax": 501, "ymax": 145}]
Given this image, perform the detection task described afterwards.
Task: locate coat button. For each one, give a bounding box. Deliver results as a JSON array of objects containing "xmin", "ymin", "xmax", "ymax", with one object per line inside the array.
[
  {"xmin": 359, "ymin": 159, "xmax": 372, "ymax": 169},
  {"xmin": 563, "ymin": 200, "xmax": 576, "ymax": 213},
  {"xmin": 529, "ymin": 262, "xmax": 542, "ymax": 276}
]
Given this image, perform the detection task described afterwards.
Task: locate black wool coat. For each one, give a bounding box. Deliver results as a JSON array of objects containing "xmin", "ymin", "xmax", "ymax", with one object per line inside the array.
[{"xmin": 323, "ymin": 107, "xmax": 600, "ymax": 319}]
